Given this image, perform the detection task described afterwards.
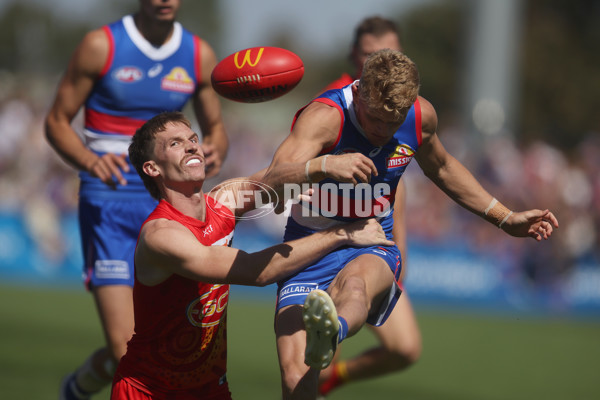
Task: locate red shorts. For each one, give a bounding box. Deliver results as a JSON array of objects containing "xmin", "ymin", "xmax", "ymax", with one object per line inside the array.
[{"xmin": 111, "ymin": 375, "xmax": 232, "ymax": 400}]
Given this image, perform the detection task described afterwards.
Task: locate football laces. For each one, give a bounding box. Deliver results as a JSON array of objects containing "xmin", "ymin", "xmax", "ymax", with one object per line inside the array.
[{"xmin": 236, "ymin": 75, "xmax": 261, "ymax": 84}]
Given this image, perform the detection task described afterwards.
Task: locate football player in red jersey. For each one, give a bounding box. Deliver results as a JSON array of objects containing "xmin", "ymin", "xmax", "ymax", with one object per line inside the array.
[{"xmin": 111, "ymin": 111, "xmax": 394, "ymax": 399}]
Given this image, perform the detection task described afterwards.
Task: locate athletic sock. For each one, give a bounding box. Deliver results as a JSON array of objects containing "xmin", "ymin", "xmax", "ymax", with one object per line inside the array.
[
  {"xmin": 63, "ymin": 352, "xmax": 113, "ymax": 399},
  {"xmin": 61, "ymin": 373, "xmax": 92, "ymax": 400},
  {"xmin": 337, "ymin": 316, "xmax": 348, "ymax": 344},
  {"xmin": 318, "ymin": 360, "xmax": 350, "ymax": 396}
]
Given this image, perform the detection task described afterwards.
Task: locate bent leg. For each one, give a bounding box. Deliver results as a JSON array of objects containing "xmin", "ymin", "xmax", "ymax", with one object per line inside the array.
[
  {"xmin": 319, "ymin": 292, "xmax": 421, "ymax": 395},
  {"xmin": 328, "ymin": 253, "xmax": 396, "ymax": 337}
]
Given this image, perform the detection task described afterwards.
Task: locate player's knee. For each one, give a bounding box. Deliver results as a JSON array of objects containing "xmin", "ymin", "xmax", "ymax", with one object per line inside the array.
[
  {"xmin": 280, "ymin": 363, "xmax": 307, "ymax": 392},
  {"xmin": 400, "ymin": 340, "xmax": 422, "ymax": 365},
  {"xmin": 334, "ymin": 275, "xmax": 368, "ymax": 302},
  {"xmin": 388, "ymin": 336, "xmax": 422, "ymax": 367}
]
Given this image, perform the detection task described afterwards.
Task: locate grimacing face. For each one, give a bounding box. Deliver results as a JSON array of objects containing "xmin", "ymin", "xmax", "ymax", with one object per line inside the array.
[{"xmin": 143, "ymin": 122, "xmax": 206, "ymax": 186}]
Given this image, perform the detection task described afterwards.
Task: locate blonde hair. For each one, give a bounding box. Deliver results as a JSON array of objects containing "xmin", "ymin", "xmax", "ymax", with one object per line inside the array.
[{"xmin": 358, "ymin": 49, "xmax": 420, "ymax": 122}]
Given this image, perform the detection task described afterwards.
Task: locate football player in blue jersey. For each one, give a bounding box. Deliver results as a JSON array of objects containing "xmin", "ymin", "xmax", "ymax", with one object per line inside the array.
[
  {"xmin": 316, "ymin": 16, "xmax": 422, "ymax": 398},
  {"xmin": 263, "ymin": 48, "xmax": 558, "ymax": 399}
]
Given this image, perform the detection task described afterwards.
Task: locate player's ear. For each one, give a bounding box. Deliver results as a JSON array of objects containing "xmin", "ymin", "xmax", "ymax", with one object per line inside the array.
[
  {"xmin": 351, "ymin": 82, "xmax": 360, "ymax": 101},
  {"xmin": 143, "ymin": 160, "xmax": 160, "ymax": 178}
]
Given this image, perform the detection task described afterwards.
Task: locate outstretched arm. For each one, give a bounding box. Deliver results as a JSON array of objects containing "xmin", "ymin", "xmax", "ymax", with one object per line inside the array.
[
  {"xmin": 136, "ymin": 218, "xmax": 394, "ymax": 287},
  {"xmin": 415, "ymin": 96, "xmax": 558, "ymax": 241}
]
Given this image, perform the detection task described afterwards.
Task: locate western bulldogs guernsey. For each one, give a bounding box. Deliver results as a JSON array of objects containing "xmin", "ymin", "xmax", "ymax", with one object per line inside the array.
[
  {"xmin": 81, "ymin": 15, "xmax": 201, "ymax": 196},
  {"xmin": 286, "ymin": 83, "xmax": 422, "ymax": 239}
]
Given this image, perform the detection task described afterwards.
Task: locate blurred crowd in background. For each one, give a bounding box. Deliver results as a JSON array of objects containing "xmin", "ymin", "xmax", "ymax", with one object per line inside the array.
[
  {"xmin": 1, "ymin": 76, "xmax": 598, "ymax": 293},
  {"xmin": 1, "ymin": 0, "xmax": 599, "ymax": 312}
]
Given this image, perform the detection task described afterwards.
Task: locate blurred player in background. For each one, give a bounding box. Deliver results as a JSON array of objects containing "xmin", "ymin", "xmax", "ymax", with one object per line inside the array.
[
  {"xmin": 264, "ymin": 48, "xmax": 558, "ymax": 399},
  {"xmin": 111, "ymin": 111, "xmax": 393, "ymax": 399},
  {"xmin": 317, "ymin": 16, "xmax": 421, "ymax": 397},
  {"xmin": 45, "ymin": 1, "xmax": 228, "ymax": 399}
]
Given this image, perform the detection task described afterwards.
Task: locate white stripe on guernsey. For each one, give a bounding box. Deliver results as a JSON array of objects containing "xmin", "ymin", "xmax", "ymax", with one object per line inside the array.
[
  {"xmin": 122, "ymin": 15, "xmax": 183, "ymax": 61},
  {"xmin": 344, "ymin": 81, "xmax": 368, "ymax": 140},
  {"xmin": 83, "ymin": 129, "xmax": 131, "ymax": 154},
  {"xmin": 211, "ymin": 231, "xmax": 234, "ymax": 247}
]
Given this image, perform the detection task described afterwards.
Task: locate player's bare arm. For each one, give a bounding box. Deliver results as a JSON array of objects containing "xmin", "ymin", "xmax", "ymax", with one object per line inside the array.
[
  {"xmin": 45, "ymin": 28, "xmax": 129, "ymax": 188},
  {"xmin": 136, "ymin": 217, "xmax": 393, "ymax": 286},
  {"xmin": 263, "ymin": 102, "xmax": 377, "ymax": 189},
  {"xmin": 194, "ymin": 39, "xmax": 229, "ymax": 178},
  {"xmin": 415, "ymin": 96, "xmax": 558, "ymax": 240}
]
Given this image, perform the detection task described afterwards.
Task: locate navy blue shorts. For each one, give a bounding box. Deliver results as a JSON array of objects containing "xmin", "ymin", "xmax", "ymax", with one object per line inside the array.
[
  {"xmin": 276, "ymin": 244, "xmax": 402, "ymax": 326},
  {"xmin": 79, "ymin": 195, "xmax": 157, "ymax": 289}
]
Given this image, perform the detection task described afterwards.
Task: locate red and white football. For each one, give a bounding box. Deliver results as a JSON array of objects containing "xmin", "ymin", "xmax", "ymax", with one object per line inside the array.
[{"xmin": 211, "ymin": 46, "xmax": 304, "ymax": 103}]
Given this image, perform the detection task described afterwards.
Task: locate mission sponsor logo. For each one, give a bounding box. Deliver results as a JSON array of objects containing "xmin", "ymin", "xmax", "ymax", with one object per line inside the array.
[
  {"xmin": 161, "ymin": 66, "xmax": 195, "ymax": 93},
  {"xmin": 386, "ymin": 144, "xmax": 415, "ymax": 169},
  {"xmin": 113, "ymin": 66, "xmax": 143, "ymax": 83}
]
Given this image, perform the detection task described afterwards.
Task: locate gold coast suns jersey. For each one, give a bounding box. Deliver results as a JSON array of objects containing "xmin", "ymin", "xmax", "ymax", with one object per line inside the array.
[{"xmin": 116, "ymin": 197, "xmax": 234, "ymax": 397}]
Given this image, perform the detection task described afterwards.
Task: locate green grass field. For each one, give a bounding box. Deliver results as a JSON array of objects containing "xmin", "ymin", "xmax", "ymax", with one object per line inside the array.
[{"xmin": 1, "ymin": 284, "xmax": 599, "ymax": 400}]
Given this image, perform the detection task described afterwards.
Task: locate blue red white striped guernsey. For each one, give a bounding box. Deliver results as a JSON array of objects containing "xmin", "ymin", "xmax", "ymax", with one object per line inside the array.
[
  {"xmin": 80, "ymin": 15, "xmax": 202, "ymax": 195},
  {"xmin": 287, "ymin": 83, "xmax": 422, "ymax": 236}
]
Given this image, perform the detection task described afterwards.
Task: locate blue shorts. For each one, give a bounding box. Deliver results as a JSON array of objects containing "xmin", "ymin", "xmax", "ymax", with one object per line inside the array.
[
  {"xmin": 276, "ymin": 244, "xmax": 402, "ymax": 326},
  {"xmin": 78, "ymin": 194, "xmax": 157, "ymax": 289}
]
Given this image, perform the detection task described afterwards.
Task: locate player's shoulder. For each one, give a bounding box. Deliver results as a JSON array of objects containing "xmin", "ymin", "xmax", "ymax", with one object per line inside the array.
[
  {"xmin": 416, "ymin": 95, "xmax": 438, "ymax": 134},
  {"xmin": 142, "ymin": 218, "xmax": 190, "ymax": 243},
  {"xmin": 80, "ymin": 27, "xmax": 111, "ymax": 52},
  {"xmin": 300, "ymin": 100, "xmax": 343, "ymax": 124},
  {"xmin": 71, "ymin": 28, "xmax": 111, "ymax": 74}
]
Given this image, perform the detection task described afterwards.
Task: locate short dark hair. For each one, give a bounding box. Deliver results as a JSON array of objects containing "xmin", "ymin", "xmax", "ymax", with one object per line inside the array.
[
  {"xmin": 129, "ymin": 111, "xmax": 191, "ymax": 200},
  {"xmin": 352, "ymin": 16, "xmax": 401, "ymax": 50}
]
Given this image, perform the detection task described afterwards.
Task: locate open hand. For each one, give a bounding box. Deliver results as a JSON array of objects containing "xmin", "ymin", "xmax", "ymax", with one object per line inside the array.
[
  {"xmin": 501, "ymin": 209, "xmax": 559, "ymax": 241},
  {"xmin": 338, "ymin": 218, "xmax": 395, "ymax": 247},
  {"xmin": 88, "ymin": 152, "xmax": 129, "ymax": 189}
]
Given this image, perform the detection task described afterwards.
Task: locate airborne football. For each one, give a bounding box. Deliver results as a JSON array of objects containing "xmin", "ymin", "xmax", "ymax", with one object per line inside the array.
[{"xmin": 211, "ymin": 46, "xmax": 304, "ymax": 103}]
